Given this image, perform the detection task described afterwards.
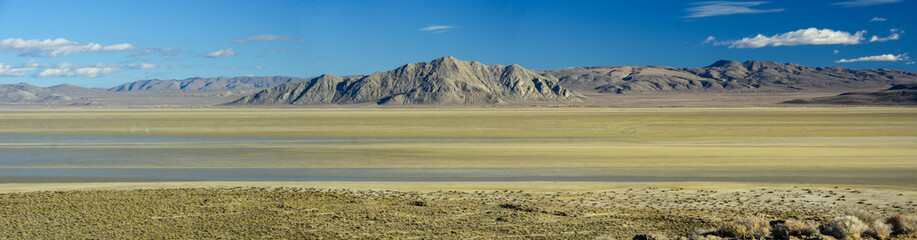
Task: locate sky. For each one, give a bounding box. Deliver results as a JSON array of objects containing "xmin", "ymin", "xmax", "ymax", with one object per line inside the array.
[{"xmin": 0, "ymin": 0, "xmax": 914, "ymax": 87}]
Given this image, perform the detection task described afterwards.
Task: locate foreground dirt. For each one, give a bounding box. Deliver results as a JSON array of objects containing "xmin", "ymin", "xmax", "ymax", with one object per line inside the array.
[{"xmin": 1, "ymin": 186, "xmax": 915, "ymax": 239}]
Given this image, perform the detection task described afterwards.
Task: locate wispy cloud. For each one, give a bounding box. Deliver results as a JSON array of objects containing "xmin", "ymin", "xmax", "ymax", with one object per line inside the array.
[
  {"xmin": 711, "ymin": 28, "xmax": 866, "ymax": 48},
  {"xmin": 0, "ymin": 61, "xmax": 161, "ymax": 78},
  {"xmin": 833, "ymin": 0, "xmax": 901, "ymax": 7},
  {"xmin": 870, "ymin": 17, "xmax": 887, "ymax": 22},
  {"xmin": 205, "ymin": 48, "xmax": 235, "ymax": 58},
  {"xmin": 233, "ymin": 34, "xmax": 294, "ymax": 43},
  {"xmin": 685, "ymin": 1, "xmax": 784, "ymax": 18},
  {"xmin": 836, "ymin": 53, "xmax": 909, "ymax": 63},
  {"xmin": 0, "ymin": 38, "xmax": 137, "ymax": 57},
  {"xmin": 129, "ymin": 47, "xmax": 181, "ymax": 57},
  {"xmin": 232, "ymin": 66, "xmax": 263, "ymax": 70},
  {"xmin": 868, "ymin": 28, "xmax": 903, "ymax": 42},
  {"xmin": 869, "ymin": 33, "xmax": 900, "ymax": 42},
  {"xmin": 420, "ymin": 25, "xmax": 455, "ymax": 33},
  {"xmin": 267, "ymin": 48, "xmax": 301, "ymax": 53},
  {"xmin": 0, "ymin": 63, "xmax": 35, "ymax": 77}
]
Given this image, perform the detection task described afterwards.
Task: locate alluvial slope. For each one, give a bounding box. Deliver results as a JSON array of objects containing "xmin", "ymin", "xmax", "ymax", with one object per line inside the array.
[
  {"xmin": 540, "ymin": 60, "xmax": 917, "ymax": 94},
  {"xmin": 0, "ymin": 82, "xmax": 100, "ymax": 102},
  {"xmin": 785, "ymin": 83, "xmax": 917, "ymax": 105},
  {"xmin": 230, "ymin": 56, "xmax": 580, "ymax": 105},
  {"xmin": 108, "ymin": 76, "xmax": 311, "ymax": 92}
]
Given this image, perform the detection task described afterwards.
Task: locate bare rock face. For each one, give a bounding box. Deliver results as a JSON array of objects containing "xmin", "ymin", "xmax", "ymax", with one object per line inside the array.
[
  {"xmin": 540, "ymin": 60, "xmax": 917, "ymax": 94},
  {"xmin": 229, "ymin": 56, "xmax": 581, "ymax": 105},
  {"xmin": 108, "ymin": 76, "xmax": 311, "ymax": 92}
]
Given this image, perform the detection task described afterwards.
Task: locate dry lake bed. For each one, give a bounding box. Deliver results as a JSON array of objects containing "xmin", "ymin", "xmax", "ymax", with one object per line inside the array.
[{"xmin": 1, "ymin": 108, "xmax": 916, "ymax": 239}]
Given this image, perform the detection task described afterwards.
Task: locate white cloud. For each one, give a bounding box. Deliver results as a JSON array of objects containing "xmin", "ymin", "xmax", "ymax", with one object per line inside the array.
[
  {"xmin": 420, "ymin": 25, "xmax": 455, "ymax": 33},
  {"xmin": 129, "ymin": 47, "xmax": 181, "ymax": 57},
  {"xmin": 685, "ymin": 1, "xmax": 784, "ymax": 18},
  {"xmin": 870, "ymin": 17, "xmax": 887, "ymax": 22},
  {"xmin": 836, "ymin": 53, "xmax": 909, "ymax": 63},
  {"xmin": 834, "ymin": 49, "xmax": 840, "ymax": 54},
  {"xmin": 869, "ymin": 33, "xmax": 900, "ymax": 42},
  {"xmin": 833, "ymin": 0, "xmax": 901, "ymax": 7},
  {"xmin": 0, "ymin": 38, "xmax": 137, "ymax": 57},
  {"xmin": 719, "ymin": 28, "xmax": 866, "ymax": 48},
  {"xmin": 0, "ymin": 63, "xmax": 35, "ymax": 77},
  {"xmin": 233, "ymin": 35, "xmax": 294, "ymax": 43},
  {"xmin": 205, "ymin": 48, "xmax": 235, "ymax": 58}
]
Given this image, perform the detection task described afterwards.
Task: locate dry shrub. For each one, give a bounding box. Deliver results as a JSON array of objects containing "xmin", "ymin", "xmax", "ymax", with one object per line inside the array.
[
  {"xmin": 885, "ymin": 215, "xmax": 917, "ymax": 235},
  {"xmin": 713, "ymin": 216, "xmax": 770, "ymax": 239},
  {"xmin": 688, "ymin": 234, "xmax": 723, "ymax": 240},
  {"xmin": 820, "ymin": 216, "xmax": 868, "ymax": 240},
  {"xmin": 772, "ymin": 219, "xmax": 818, "ymax": 240},
  {"xmin": 714, "ymin": 222, "xmax": 747, "ymax": 238},
  {"xmin": 631, "ymin": 233, "xmax": 669, "ymax": 240},
  {"xmin": 847, "ymin": 210, "xmax": 881, "ymax": 224},
  {"xmin": 863, "ymin": 219, "xmax": 892, "ymax": 240}
]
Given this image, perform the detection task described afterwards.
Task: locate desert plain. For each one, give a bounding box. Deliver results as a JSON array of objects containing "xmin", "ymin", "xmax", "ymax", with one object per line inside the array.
[{"xmin": 1, "ymin": 108, "xmax": 916, "ymax": 239}]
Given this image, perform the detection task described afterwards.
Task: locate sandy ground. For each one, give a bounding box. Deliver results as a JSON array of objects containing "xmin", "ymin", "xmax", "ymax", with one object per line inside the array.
[{"xmin": 1, "ymin": 183, "xmax": 915, "ymax": 239}]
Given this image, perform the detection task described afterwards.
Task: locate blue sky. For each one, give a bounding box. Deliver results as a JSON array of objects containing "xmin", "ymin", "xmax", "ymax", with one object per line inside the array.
[{"xmin": 0, "ymin": 0, "xmax": 914, "ymax": 87}]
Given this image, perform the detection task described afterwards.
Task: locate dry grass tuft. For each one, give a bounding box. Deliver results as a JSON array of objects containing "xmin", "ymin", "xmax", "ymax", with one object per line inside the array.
[
  {"xmin": 712, "ymin": 216, "xmax": 770, "ymax": 239},
  {"xmin": 864, "ymin": 219, "xmax": 892, "ymax": 240},
  {"xmin": 820, "ymin": 216, "xmax": 868, "ymax": 240},
  {"xmin": 885, "ymin": 215, "xmax": 917, "ymax": 236},
  {"xmin": 771, "ymin": 219, "xmax": 817, "ymax": 240}
]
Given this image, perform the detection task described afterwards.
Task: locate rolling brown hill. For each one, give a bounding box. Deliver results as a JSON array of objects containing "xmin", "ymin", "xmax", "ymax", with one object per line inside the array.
[
  {"xmin": 0, "ymin": 83, "xmax": 100, "ymax": 103},
  {"xmin": 229, "ymin": 56, "xmax": 580, "ymax": 105},
  {"xmin": 785, "ymin": 83, "xmax": 917, "ymax": 105},
  {"xmin": 540, "ymin": 60, "xmax": 917, "ymax": 94}
]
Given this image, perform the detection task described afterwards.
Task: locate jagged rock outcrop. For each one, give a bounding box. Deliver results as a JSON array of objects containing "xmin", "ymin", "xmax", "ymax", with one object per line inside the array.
[
  {"xmin": 785, "ymin": 83, "xmax": 917, "ymax": 105},
  {"xmin": 229, "ymin": 56, "xmax": 581, "ymax": 105},
  {"xmin": 108, "ymin": 76, "xmax": 310, "ymax": 92},
  {"xmin": 540, "ymin": 60, "xmax": 917, "ymax": 94}
]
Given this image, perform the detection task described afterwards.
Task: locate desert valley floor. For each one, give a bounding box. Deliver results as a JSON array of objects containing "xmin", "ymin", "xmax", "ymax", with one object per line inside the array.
[{"xmin": 1, "ymin": 108, "xmax": 915, "ymax": 239}]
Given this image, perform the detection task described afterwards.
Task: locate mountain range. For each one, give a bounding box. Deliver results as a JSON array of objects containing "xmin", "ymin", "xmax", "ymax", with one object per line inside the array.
[
  {"xmin": 3, "ymin": 56, "xmax": 917, "ymax": 106},
  {"xmin": 107, "ymin": 76, "xmax": 311, "ymax": 92}
]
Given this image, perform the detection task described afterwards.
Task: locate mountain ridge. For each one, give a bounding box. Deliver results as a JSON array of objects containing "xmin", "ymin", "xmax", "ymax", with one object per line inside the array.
[{"xmin": 229, "ymin": 56, "xmax": 580, "ymax": 105}]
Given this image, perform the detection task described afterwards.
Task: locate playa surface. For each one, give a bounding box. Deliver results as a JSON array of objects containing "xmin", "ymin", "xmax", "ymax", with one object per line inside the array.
[{"xmin": 1, "ymin": 108, "xmax": 916, "ymax": 188}]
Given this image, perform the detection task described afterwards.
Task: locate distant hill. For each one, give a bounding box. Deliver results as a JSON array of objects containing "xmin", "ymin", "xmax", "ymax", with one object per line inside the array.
[
  {"xmin": 108, "ymin": 76, "xmax": 311, "ymax": 92},
  {"xmin": 0, "ymin": 83, "xmax": 100, "ymax": 103},
  {"xmin": 540, "ymin": 60, "xmax": 917, "ymax": 94},
  {"xmin": 785, "ymin": 84, "xmax": 917, "ymax": 105},
  {"xmin": 229, "ymin": 56, "xmax": 580, "ymax": 105}
]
